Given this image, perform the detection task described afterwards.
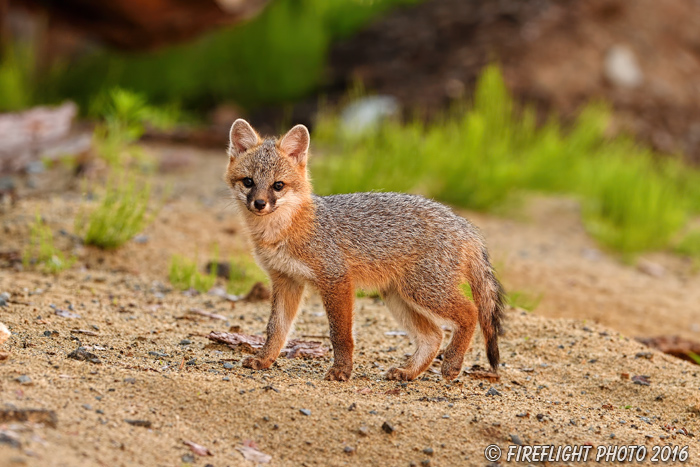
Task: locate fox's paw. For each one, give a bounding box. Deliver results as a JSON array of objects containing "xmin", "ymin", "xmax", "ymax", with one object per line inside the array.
[
  {"xmin": 386, "ymin": 367, "xmax": 416, "ymax": 381},
  {"xmin": 440, "ymin": 363, "xmax": 462, "ymax": 382},
  {"xmin": 324, "ymin": 365, "xmax": 352, "ymax": 382},
  {"xmin": 242, "ymin": 356, "xmax": 272, "ymax": 370}
]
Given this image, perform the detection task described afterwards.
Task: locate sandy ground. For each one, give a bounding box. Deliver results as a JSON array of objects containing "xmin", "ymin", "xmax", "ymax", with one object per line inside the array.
[{"xmin": 1, "ymin": 144, "xmax": 699, "ymax": 466}]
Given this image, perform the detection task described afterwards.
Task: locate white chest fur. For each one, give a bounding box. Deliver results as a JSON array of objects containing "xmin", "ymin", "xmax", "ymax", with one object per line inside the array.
[{"xmin": 254, "ymin": 244, "xmax": 315, "ymax": 281}]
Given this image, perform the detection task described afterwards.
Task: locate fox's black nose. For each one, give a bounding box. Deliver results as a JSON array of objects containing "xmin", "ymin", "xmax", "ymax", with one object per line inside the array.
[{"xmin": 253, "ymin": 199, "xmax": 267, "ymax": 210}]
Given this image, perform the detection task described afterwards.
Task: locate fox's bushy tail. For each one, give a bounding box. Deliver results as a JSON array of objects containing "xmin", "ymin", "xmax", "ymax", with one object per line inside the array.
[{"xmin": 469, "ymin": 250, "xmax": 506, "ymax": 372}]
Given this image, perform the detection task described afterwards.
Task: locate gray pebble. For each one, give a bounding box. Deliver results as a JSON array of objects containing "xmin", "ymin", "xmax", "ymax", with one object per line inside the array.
[{"xmin": 15, "ymin": 375, "xmax": 32, "ymax": 385}]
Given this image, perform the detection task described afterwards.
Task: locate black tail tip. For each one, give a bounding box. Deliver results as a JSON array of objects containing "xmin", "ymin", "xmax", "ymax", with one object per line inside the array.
[{"xmin": 487, "ymin": 337, "xmax": 500, "ymax": 372}]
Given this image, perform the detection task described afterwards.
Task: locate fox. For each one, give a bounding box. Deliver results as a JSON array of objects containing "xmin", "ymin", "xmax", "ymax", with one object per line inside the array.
[{"xmin": 225, "ymin": 119, "xmax": 505, "ymax": 382}]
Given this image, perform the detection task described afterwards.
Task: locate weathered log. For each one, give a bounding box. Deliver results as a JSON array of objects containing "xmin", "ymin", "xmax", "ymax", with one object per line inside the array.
[{"xmin": 0, "ymin": 102, "xmax": 91, "ymax": 174}]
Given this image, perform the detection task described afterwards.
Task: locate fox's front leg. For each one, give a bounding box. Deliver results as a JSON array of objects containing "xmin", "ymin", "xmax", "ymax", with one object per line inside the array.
[
  {"xmin": 319, "ymin": 278, "xmax": 355, "ymax": 381},
  {"xmin": 242, "ymin": 273, "xmax": 304, "ymax": 370}
]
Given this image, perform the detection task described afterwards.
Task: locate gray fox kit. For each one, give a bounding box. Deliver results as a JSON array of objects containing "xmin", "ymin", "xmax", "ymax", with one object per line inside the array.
[{"xmin": 225, "ymin": 119, "xmax": 505, "ymax": 381}]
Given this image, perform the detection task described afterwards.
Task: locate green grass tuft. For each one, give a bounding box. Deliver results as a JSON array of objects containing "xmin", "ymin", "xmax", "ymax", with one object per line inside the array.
[
  {"xmin": 76, "ymin": 172, "xmax": 155, "ymax": 249},
  {"xmin": 356, "ymin": 289, "xmax": 381, "ymax": 299},
  {"xmin": 23, "ymin": 213, "xmax": 76, "ymax": 274},
  {"xmin": 0, "ymin": 43, "xmax": 34, "ymax": 112},
  {"xmin": 676, "ymin": 230, "xmax": 700, "ymax": 269},
  {"xmin": 227, "ymin": 256, "xmax": 269, "ymax": 295},
  {"xmin": 508, "ymin": 290, "xmax": 542, "ymax": 312},
  {"xmin": 687, "ymin": 351, "xmax": 700, "ymax": 366},
  {"xmin": 460, "ymin": 282, "xmax": 474, "ymax": 301},
  {"xmin": 40, "ymin": 0, "xmax": 418, "ymax": 112},
  {"xmin": 169, "ymin": 255, "xmax": 218, "ymax": 293},
  {"xmin": 92, "ymin": 88, "xmax": 178, "ymax": 166}
]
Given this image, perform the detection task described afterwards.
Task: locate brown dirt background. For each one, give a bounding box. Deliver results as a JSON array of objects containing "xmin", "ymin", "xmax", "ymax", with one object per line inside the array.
[{"xmin": 1, "ymin": 145, "xmax": 700, "ymax": 466}]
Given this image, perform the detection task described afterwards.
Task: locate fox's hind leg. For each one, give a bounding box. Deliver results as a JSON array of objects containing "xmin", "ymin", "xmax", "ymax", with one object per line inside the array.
[
  {"xmin": 396, "ymin": 280, "xmax": 478, "ymax": 381},
  {"xmin": 382, "ymin": 289, "xmax": 443, "ymax": 381},
  {"xmin": 439, "ymin": 294, "xmax": 478, "ymax": 381}
]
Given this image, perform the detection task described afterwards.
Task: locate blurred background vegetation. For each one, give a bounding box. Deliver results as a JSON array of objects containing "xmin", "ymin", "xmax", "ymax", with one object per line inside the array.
[
  {"xmin": 1, "ymin": 0, "xmax": 699, "ymax": 269},
  {"xmin": 1, "ymin": 0, "xmax": 418, "ymax": 113}
]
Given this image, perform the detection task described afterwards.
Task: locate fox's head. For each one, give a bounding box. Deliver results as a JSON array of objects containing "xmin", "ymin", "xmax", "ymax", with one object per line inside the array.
[{"xmin": 226, "ymin": 119, "xmax": 312, "ymax": 219}]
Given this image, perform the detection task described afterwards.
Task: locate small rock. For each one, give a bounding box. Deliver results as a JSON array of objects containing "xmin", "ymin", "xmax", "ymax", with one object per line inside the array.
[
  {"xmin": 632, "ymin": 375, "xmax": 651, "ymax": 386},
  {"xmin": 381, "ymin": 421, "xmax": 395, "ymax": 434},
  {"xmin": 15, "ymin": 375, "xmax": 32, "ymax": 385},
  {"xmin": 0, "ymin": 322, "xmax": 10, "ymax": 345},
  {"xmin": 510, "ymin": 434, "xmax": 523, "ymax": 445},
  {"xmin": 179, "ymin": 339, "xmax": 192, "ymax": 345},
  {"xmin": 485, "ymin": 387, "xmax": 501, "ymax": 397},
  {"xmin": 0, "ymin": 292, "xmax": 9, "ymax": 307},
  {"xmin": 67, "ymin": 348, "xmax": 101, "ymax": 364},
  {"xmin": 348, "ymin": 403, "xmax": 357, "ymax": 411},
  {"xmin": 637, "ymin": 259, "xmax": 665, "ymax": 278},
  {"xmin": 604, "ymin": 45, "xmax": 643, "ymax": 88},
  {"xmin": 223, "ymin": 362, "xmax": 234, "ymax": 369},
  {"xmin": 181, "ymin": 454, "xmax": 195, "ymax": 463},
  {"xmin": 132, "ymin": 235, "xmax": 149, "ymax": 244},
  {"xmin": 125, "ymin": 419, "xmax": 152, "ymax": 428},
  {"xmin": 343, "ymin": 446, "xmax": 355, "ymax": 454},
  {"xmin": 581, "ymin": 248, "xmax": 601, "ymax": 261},
  {"xmin": 244, "ymin": 282, "xmax": 271, "ymax": 302},
  {"xmin": 358, "ymin": 426, "xmax": 369, "ymax": 437},
  {"xmin": 340, "ymin": 95, "xmax": 400, "ymax": 135},
  {"xmin": 421, "ymin": 460, "xmax": 431, "ymax": 466},
  {"xmin": 422, "ymin": 448, "xmax": 434, "ymax": 456},
  {"xmin": 186, "ymin": 359, "xmax": 196, "ymax": 366},
  {"xmin": 82, "ymin": 404, "xmax": 92, "ymax": 410},
  {"xmin": 299, "ymin": 409, "xmax": 311, "ymax": 416},
  {"xmin": 0, "ymin": 432, "xmax": 20, "ymax": 448},
  {"xmin": 148, "ymin": 351, "xmax": 169, "ymax": 358},
  {"xmin": 205, "ymin": 261, "xmax": 231, "ymax": 279}
]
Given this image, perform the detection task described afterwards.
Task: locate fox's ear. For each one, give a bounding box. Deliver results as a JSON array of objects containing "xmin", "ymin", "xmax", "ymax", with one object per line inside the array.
[
  {"xmin": 229, "ymin": 119, "xmax": 260, "ymax": 159},
  {"xmin": 279, "ymin": 124, "xmax": 310, "ymax": 166}
]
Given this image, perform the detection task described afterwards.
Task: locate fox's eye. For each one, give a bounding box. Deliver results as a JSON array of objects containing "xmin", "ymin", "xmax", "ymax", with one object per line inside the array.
[
  {"xmin": 272, "ymin": 181, "xmax": 285, "ymax": 192},
  {"xmin": 242, "ymin": 177, "xmax": 254, "ymax": 188}
]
